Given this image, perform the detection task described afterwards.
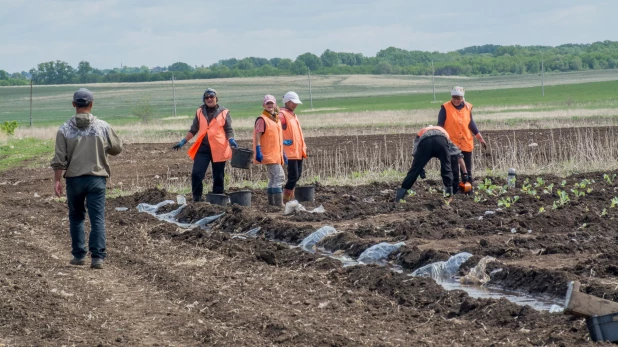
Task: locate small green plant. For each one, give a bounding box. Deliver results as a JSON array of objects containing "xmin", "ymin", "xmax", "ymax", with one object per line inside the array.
[
  {"xmin": 611, "ymin": 197, "xmax": 618, "ymax": 208},
  {"xmin": 552, "ymin": 190, "xmax": 570, "ymax": 209},
  {"xmin": 578, "ymin": 223, "xmax": 588, "ymax": 230},
  {"xmin": 601, "ymin": 208, "xmax": 608, "ymax": 217},
  {"xmin": 0, "ymin": 121, "xmax": 18, "ymax": 136},
  {"xmin": 571, "ymin": 189, "xmax": 586, "ymax": 198},
  {"xmin": 473, "ymin": 192, "xmax": 485, "ymax": 203},
  {"xmin": 561, "ymin": 180, "xmax": 567, "ymax": 187},
  {"xmin": 407, "ymin": 190, "xmax": 416, "ymax": 197},
  {"xmin": 538, "ymin": 206, "xmax": 546, "ymax": 214},
  {"xmin": 534, "ymin": 177, "xmax": 545, "ymax": 188},
  {"xmin": 603, "ymin": 173, "xmax": 616, "ymax": 184},
  {"xmin": 543, "ymin": 183, "xmax": 554, "ymax": 195},
  {"xmin": 498, "ymin": 196, "xmax": 519, "ymax": 208}
]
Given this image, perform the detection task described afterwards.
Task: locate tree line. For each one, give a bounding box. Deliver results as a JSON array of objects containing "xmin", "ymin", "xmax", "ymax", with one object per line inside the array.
[{"xmin": 2, "ymin": 41, "xmax": 618, "ymax": 85}]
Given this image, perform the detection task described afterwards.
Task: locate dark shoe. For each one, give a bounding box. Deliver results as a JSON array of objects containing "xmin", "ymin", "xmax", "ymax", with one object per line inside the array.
[
  {"xmin": 70, "ymin": 257, "xmax": 86, "ymax": 266},
  {"xmin": 91, "ymin": 258, "xmax": 104, "ymax": 269},
  {"xmin": 193, "ymin": 195, "xmax": 201, "ymax": 202},
  {"xmin": 394, "ymin": 188, "xmax": 407, "ymax": 202},
  {"xmin": 272, "ymin": 193, "xmax": 284, "ymax": 207},
  {"xmin": 419, "ymin": 169, "xmax": 426, "ymax": 179}
]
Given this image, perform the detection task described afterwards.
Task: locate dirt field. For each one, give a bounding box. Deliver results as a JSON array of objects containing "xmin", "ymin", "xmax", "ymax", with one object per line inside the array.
[{"xmin": 2, "ymin": 128, "xmax": 618, "ymax": 346}]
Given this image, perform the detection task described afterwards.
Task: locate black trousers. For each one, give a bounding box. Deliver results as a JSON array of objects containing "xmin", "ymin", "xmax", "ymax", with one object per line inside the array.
[
  {"xmin": 450, "ymin": 151, "xmax": 472, "ymax": 192},
  {"xmin": 401, "ymin": 136, "xmax": 453, "ymax": 190},
  {"xmin": 191, "ymin": 147, "xmax": 226, "ymax": 198},
  {"xmin": 285, "ymin": 159, "xmax": 303, "ymax": 190}
]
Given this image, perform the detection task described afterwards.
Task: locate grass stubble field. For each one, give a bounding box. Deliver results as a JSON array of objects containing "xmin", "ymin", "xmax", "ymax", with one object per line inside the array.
[{"xmin": 1, "ymin": 71, "xmax": 618, "ymax": 345}]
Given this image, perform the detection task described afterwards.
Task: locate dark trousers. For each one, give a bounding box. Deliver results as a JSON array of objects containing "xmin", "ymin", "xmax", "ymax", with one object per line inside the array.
[
  {"xmin": 66, "ymin": 176, "xmax": 107, "ymax": 259},
  {"xmin": 192, "ymin": 147, "xmax": 226, "ymax": 198},
  {"xmin": 450, "ymin": 151, "xmax": 473, "ymax": 192},
  {"xmin": 401, "ymin": 136, "xmax": 453, "ymax": 190},
  {"xmin": 285, "ymin": 159, "xmax": 303, "ymax": 190}
]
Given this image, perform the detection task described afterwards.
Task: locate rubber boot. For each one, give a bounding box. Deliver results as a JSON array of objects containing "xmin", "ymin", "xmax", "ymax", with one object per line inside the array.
[
  {"xmin": 394, "ymin": 188, "xmax": 408, "ymax": 203},
  {"xmin": 272, "ymin": 193, "xmax": 284, "ymax": 207},
  {"xmin": 267, "ymin": 193, "xmax": 274, "ymax": 205},
  {"xmin": 193, "ymin": 195, "xmax": 201, "ymax": 202},
  {"xmin": 283, "ymin": 188, "xmax": 294, "ymax": 203}
]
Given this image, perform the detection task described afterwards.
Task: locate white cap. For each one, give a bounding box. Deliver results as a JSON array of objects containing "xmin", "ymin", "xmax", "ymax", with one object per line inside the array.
[
  {"xmin": 451, "ymin": 86, "xmax": 465, "ymax": 97},
  {"xmin": 282, "ymin": 91, "xmax": 302, "ymax": 104}
]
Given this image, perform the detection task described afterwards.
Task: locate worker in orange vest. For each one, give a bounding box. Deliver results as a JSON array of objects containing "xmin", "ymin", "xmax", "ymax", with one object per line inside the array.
[
  {"xmin": 438, "ymin": 86, "xmax": 487, "ymax": 193},
  {"xmin": 254, "ymin": 95, "xmax": 287, "ymax": 207},
  {"xmin": 395, "ymin": 126, "xmax": 470, "ymax": 202},
  {"xmin": 172, "ymin": 88, "xmax": 238, "ymax": 202},
  {"xmin": 279, "ymin": 91, "xmax": 307, "ymax": 203}
]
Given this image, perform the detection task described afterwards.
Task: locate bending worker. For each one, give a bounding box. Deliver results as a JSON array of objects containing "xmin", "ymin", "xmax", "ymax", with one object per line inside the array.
[
  {"xmin": 172, "ymin": 88, "xmax": 238, "ymax": 202},
  {"xmin": 438, "ymin": 86, "xmax": 487, "ymax": 192},
  {"xmin": 254, "ymin": 95, "xmax": 287, "ymax": 207},
  {"xmin": 395, "ymin": 126, "xmax": 470, "ymax": 202},
  {"xmin": 279, "ymin": 91, "xmax": 307, "ymax": 203}
]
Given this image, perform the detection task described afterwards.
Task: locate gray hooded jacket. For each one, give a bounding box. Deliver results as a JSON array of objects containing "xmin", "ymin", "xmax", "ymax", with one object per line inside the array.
[{"xmin": 51, "ymin": 113, "xmax": 123, "ymax": 178}]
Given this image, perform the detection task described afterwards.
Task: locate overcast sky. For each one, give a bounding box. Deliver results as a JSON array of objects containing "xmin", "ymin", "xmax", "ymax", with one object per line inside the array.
[{"xmin": 1, "ymin": 0, "xmax": 616, "ymax": 72}]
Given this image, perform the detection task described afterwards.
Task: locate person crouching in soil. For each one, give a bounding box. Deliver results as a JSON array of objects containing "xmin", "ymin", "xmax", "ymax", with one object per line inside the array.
[
  {"xmin": 395, "ymin": 125, "xmax": 470, "ymax": 202},
  {"xmin": 254, "ymin": 95, "xmax": 287, "ymax": 207}
]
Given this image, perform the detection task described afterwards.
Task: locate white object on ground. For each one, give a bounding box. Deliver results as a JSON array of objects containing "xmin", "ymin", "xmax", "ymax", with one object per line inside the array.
[
  {"xmin": 460, "ymin": 256, "xmax": 497, "ymax": 285},
  {"xmin": 358, "ymin": 242, "xmax": 405, "ymax": 265},
  {"xmin": 298, "ymin": 226, "xmax": 337, "ymax": 251},
  {"xmin": 284, "ymin": 200, "xmax": 325, "ymax": 215}
]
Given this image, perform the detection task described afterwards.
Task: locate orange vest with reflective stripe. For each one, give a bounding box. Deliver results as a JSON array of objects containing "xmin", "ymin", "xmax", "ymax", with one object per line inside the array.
[
  {"xmin": 417, "ymin": 126, "xmax": 450, "ymax": 139},
  {"xmin": 279, "ymin": 108, "xmax": 307, "ymax": 160},
  {"xmin": 187, "ymin": 108, "xmax": 232, "ymax": 162},
  {"xmin": 442, "ymin": 101, "xmax": 474, "ymax": 152},
  {"xmin": 253, "ymin": 111, "xmax": 284, "ymax": 165}
]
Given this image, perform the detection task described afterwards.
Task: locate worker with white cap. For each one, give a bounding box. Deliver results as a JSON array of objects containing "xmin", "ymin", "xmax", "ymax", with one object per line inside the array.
[
  {"xmin": 279, "ymin": 91, "xmax": 307, "ymax": 203},
  {"xmin": 437, "ymin": 86, "xmax": 487, "ymax": 193}
]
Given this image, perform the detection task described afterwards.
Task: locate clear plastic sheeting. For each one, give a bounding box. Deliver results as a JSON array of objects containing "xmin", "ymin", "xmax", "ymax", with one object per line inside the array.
[
  {"xmin": 410, "ymin": 261, "xmax": 447, "ymax": 280},
  {"xmin": 137, "ymin": 200, "xmax": 224, "ymax": 230},
  {"xmin": 298, "ymin": 226, "xmax": 337, "ymax": 252},
  {"xmin": 358, "ymin": 242, "xmax": 405, "ymax": 265},
  {"xmin": 137, "ymin": 200, "xmax": 175, "ymax": 214},
  {"xmin": 284, "ymin": 200, "xmax": 326, "ymax": 216},
  {"xmin": 460, "ymin": 256, "xmax": 497, "ymax": 285},
  {"xmin": 410, "ymin": 252, "xmax": 472, "ymax": 281},
  {"xmin": 443, "ymin": 252, "xmax": 473, "ymax": 277}
]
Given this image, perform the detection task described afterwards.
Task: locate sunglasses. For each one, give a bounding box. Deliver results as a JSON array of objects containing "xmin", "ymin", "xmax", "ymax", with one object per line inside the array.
[{"xmin": 205, "ymin": 95, "xmax": 216, "ymax": 100}]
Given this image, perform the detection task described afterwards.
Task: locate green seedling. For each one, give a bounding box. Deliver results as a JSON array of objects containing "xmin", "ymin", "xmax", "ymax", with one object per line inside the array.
[
  {"xmin": 538, "ymin": 206, "xmax": 546, "ymax": 214},
  {"xmin": 553, "ymin": 190, "xmax": 570, "ymax": 209},
  {"xmin": 603, "ymin": 173, "xmax": 616, "ymax": 184},
  {"xmin": 601, "ymin": 208, "xmax": 608, "ymax": 217},
  {"xmin": 534, "ymin": 177, "xmax": 545, "ymax": 188},
  {"xmin": 561, "ymin": 180, "xmax": 567, "ymax": 187},
  {"xmin": 408, "ymin": 190, "xmax": 417, "ymax": 197},
  {"xmin": 498, "ymin": 196, "xmax": 519, "ymax": 208},
  {"xmin": 611, "ymin": 197, "xmax": 618, "ymax": 208},
  {"xmin": 571, "ymin": 189, "xmax": 586, "ymax": 198},
  {"xmin": 543, "ymin": 183, "xmax": 554, "ymax": 195}
]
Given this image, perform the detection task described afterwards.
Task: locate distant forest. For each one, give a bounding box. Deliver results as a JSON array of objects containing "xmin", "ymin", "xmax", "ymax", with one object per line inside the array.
[{"xmin": 2, "ymin": 41, "xmax": 618, "ymax": 86}]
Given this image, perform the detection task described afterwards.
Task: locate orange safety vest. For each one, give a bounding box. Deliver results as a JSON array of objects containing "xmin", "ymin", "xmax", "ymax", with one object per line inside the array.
[
  {"xmin": 253, "ymin": 111, "xmax": 284, "ymax": 165},
  {"xmin": 417, "ymin": 125, "xmax": 450, "ymax": 139},
  {"xmin": 442, "ymin": 101, "xmax": 474, "ymax": 152},
  {"xmin": 279, "ymin": 108, "xmax": 307, "ymax": 160},
  {"xmin": 187, "ymin": 108, "xmax": 232, "ymax": 162}
]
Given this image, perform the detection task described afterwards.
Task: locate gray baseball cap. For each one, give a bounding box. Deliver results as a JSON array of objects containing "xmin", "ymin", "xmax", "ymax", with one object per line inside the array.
[{"xmin": 73, "ymin": 88, "xmax": 94, "ymax": 103}]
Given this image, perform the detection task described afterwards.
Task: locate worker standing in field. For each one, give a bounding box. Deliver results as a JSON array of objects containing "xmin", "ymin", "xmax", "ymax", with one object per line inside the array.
[
  {"xmin": 254, "ymin": 95, "xmax": 287, "ymax": 207},
  {"xmin": 395, "ymin": 125, "xmax": 470, "ymax": 202},
  {"xmin": 279, "ymin": 91, "xmax": 307, "ymax": 203},
  {"xmin": 438, "ymin": 86, "xmax": 487, "ymax": 193},
  {"xmin": 51, "ymin": 88, "xmax": 123, "ymax": 269},
  {"xmin": 172, "ymin": 88, "xmax": 238, "ymax": 202}
]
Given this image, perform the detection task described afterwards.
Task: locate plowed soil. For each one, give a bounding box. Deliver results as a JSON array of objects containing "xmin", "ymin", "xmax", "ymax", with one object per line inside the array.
[{"xmin": 1, "ymin": 129, "xmax": 617, "ymax": 346}]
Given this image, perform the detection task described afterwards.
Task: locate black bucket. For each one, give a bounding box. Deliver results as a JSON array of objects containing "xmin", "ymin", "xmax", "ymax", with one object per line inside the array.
[
  {"xmin": 294, "ymin": 185, "xmax": 315, "ymax": 202},
  {"xmin": 231, "ymin": 147, "xmax": 254, "ymax": 169},
  {"xmin": 229, "ymin": 190, "xmax": 251, "ymax": 207},
  {"xmin": 205, "ymin": 193, "xmax": 229, "ymax": 206}
]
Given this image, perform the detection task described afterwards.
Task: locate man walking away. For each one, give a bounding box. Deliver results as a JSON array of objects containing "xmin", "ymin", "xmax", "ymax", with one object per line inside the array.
[
  {"xmin": 395, "ymin": 126, "xmax": 470, "ymax": 202},
  {"xmin": 279, "ymin": 92, "xmax": 307, "ymax": 203},
  {"xmin": 51, "ymin": 88, "xmax": 123, "ymax": 269}
]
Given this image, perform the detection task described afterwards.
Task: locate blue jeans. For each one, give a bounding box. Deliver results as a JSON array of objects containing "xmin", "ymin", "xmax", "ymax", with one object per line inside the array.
[{"xmin": 66, "ymin": 176, "xmax": 107, "ymax": 259}]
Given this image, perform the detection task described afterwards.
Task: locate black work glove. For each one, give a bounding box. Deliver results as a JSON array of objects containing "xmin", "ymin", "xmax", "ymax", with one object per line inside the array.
[{"xmin": 419, "ymin": 169, "xmax": 426, "ymax": 180}]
